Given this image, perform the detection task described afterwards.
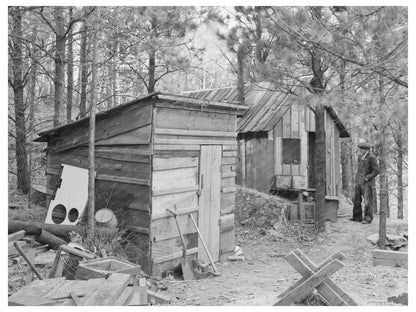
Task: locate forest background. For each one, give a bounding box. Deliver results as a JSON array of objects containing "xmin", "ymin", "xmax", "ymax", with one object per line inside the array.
[{"xmin": 6, "ymin": 4, "xmax": 409, "ymax": 226}]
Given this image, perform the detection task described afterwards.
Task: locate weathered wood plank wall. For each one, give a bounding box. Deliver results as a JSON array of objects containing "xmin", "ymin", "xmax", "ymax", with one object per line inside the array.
[
  {"xmin": 150, "ymin": 103, "xmax": 238, "ymax": 273},
  {"xmin": 239, "ymin": 103, "xmax": 341, "ymax": 197},
  {"xmin": 44, "ymin": 103, "xmax": 154, "ymax": 267}
]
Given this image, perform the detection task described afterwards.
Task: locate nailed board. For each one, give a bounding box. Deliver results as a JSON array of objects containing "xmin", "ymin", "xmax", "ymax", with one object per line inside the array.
[
  {"xmin": 153, "ymin": 156, "xmax": 198, "ymax": 171},
  {"xmin": 152, "ymin": 167, "xmax": 198, "ymax": 192},
  {"xmin": 153, "ymin": 107, "xmax": 236, "ymax": 132},
  {"xmin": 45, "ymin": 164, "xmax": 90, "ymax": 225},
  {"xmin": 152, "ymin": 190, "xmax": 198, "ymax": 216},
  {"xmin": 49, "ymin": 150, "xmax": 151, "ymax": 180},
  {"xmin": 151, "ymin": 211, "xmax": 198, "ymax": 242},
  {"xmin": 55, "ymin": 104, "xmax": 152, "ymax": 152},
  {"xmin": 84, "ymin": 273, "xmax": 132, "ymax": 306}
]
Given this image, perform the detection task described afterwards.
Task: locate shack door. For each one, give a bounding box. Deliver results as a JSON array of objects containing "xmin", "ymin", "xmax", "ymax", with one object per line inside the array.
[{"xmin": 198, "ymin": 145, "xmax": 222, "ymax": 263}]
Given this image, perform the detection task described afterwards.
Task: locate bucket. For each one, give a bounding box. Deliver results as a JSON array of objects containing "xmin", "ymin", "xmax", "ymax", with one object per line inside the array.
[{"xmin": 95, "ymin": 208, "xmax": 118, "ymax": 228}]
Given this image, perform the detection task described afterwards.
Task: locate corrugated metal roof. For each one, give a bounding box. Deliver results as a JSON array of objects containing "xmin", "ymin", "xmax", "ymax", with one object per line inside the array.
[
  {"xmin": 186, "ymin": 83, "xmax": 292, "ymax": 132},
  {"xmin": 186, "ymin": 83, "xmax": 350, "ymax": 137}
]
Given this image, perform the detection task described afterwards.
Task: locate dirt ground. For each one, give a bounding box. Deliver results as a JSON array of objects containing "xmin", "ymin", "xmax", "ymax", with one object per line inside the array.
[
  {"xmin": 167, "ymin": 189, "xmax": 408, "ymax": 306},
  {"xmin": 8, "ymin": 188, "xmax": 408, "ymax": 306}
]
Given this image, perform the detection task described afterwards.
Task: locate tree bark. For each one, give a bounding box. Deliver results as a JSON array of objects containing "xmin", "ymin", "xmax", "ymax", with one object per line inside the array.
[
  {"xmin": 87, "ymin": 6, "xmax": 100, "ymax": 236},
  {"xmin": 310, "ymin": 48, "xmax": 326, "ymax": 232},
  {"xmin": 54, "ymin": 6, "xmax": 65, "ymax": 127},
  {"xmin": 148, "ymin": 46, "xmax": 156, "ymax": 93},
  {"xmin": 314, "ymin": 102, "xmax": 326, "ymax": 231},
  {"xmin": 28, "ymin": 27, "xmax": 38, "ymax": 136},
  {"xmin": 237, "ymin": 45, "xmax": 246, "ymax": 105},
  {"xmin": 10, "ymin": 7, "xmax": 30, "ymax": 194},
  {"xmin": 79, "ymin": 10, "xmax": 88, "ymax": 117},
  {"xmin": 66, "ymin": 7, "xmax": 74, "ymax": 122},
  {"xmin": 341, "ymin": 139, "xmax": 352, "ymax": 197},
  {"xmin": 378, "ymin": 78, "xmax": 388, "ymax": 249},
  {"xmin": 395, "ymin": 125, "xmax": 404, "ymax": 219},
  {"xmin": 147, "ymin": 17, "xmax": 158, "ymax": 94}
]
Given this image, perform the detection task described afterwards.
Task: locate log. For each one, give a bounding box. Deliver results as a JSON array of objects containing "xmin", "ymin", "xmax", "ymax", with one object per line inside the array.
[
  {"xmin": 9, "ymin": 219, "xmax": 117, "ymax": 239},
  {"xmin": 35, "ymin": 229, "xmax": 67, "ymax": 250}
]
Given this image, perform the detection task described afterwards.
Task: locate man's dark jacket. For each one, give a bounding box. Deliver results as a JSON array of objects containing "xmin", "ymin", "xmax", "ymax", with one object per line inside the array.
[{"xmin": 355, "ymin": 151, "xmax": 379, "ymax": 183}]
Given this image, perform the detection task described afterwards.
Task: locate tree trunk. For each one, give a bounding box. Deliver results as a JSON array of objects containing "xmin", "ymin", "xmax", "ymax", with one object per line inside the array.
[
  {"xmin": 28, "ymin": 27, "xmax": 37, "ymax": 136},
  {"xmin": 378, "ymin": 78, "xmax": 388, "ymax": 249},
  {"xmin": 10, "ymin": 7, "xmax": 30, "ymax": 194},
  {"xmin": 372, "ymin": 178, "xmax": 378, "ymax": 214},
  {"xmin": 54, "ymin": 6, "xmax": 65, "ymax": 127},
  {"xmin": 148, "ymin": 46, "xmax": 156, "ymax": 93},
  {"xmin": 314, "ymin": 102, "xmax": 326, "ymax": 231},
  {"xmin": 79, "ymin": 10, "xmax": 88, "ymax": 117},
  {"xmin": 66, "ymin": 7, "xmax": 74, "ymax": 122},
  {"xmin": 310, "ymin": 48, "xmax": 326, "ymax": 232},
  {"xmin": 341, "ymin": 139, "xmax": 352, "ymax": 197},
  {"xmin": 87, "ymin": 6, "xmax": 100, "ymax": 236},
  {"xmin": 237, "ymin": 45, "xmax": 246, "ymax": 105},
  {"xmin": 395, "ymin": 125, "xmax": 404, "ymax": 219},
  {"xmin": 110, "ymin": 26, "xmax": 119, "ymax": 108},
  {"xmin": 339, "ymin": 60, "xmax": 352, "ymax": 198}
]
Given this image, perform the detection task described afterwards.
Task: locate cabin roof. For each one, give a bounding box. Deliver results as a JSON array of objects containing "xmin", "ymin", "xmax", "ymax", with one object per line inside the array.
[
  {"xmin": 186, "ymin": 83, "xmax": 350, "ymax": 138},
  {"xmin": 35, "ymin": 92, "xmax": 248, "ymax": 142}
]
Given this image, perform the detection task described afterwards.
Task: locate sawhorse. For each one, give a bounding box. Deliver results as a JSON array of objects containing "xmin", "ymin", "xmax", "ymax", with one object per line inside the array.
[{"xmin": 274, "ymin": 249, "xmax": 357, "ymax": 306}]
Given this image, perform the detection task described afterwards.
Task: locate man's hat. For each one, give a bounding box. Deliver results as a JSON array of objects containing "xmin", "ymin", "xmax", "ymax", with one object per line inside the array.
[{"xmin": 358, "ymin": 142, "xmax": 371, "ymax": 150}]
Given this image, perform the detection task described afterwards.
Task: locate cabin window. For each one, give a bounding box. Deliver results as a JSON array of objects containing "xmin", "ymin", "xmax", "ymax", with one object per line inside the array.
[{"xmin": 282, "ymin": 139, "xmax": 301, "ymax": 164}]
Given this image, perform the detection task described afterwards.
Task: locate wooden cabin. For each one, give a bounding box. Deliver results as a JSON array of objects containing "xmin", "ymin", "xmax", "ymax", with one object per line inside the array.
[
  {"xmin": 187, "ymin": 84, "xmax": 350, "ymax": 214},
  {"xmin": 35, "ymin": 92, "xmax": 246, "ymax": 276}
]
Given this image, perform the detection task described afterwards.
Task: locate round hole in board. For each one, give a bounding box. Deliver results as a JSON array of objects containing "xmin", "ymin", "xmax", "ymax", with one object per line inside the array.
[
  {"xmin": 68, "ymin": 208, "xmax": 79, "ymax": 222},
  {"xmin": 51, "ymin": 204, "xmax": 67, "ymax": 224}
]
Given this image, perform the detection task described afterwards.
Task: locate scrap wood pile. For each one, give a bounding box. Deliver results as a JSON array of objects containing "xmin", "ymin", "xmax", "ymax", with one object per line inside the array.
[{"xmin": 8, "ymin": 226, "xmax": 172, "ymax": 306}]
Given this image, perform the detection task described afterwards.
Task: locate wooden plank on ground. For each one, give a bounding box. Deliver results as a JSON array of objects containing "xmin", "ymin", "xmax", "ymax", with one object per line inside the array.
[
  {"xmin": 8, "ymin": 277, "xmax": 66, "ymax": 305},
  {"xmin": 84, "ymin": 273, "xmax": 132, "ymax": 306},
  {"xmin": 45, "ymin": 278, "xmax": 105, "ymax": 300},
  {"xmin": 373, "ymin": 249, "xmax": 408, "ymax": 268},
  {"xmin": 113, "ymin": 286, "xmax": 135, "ymax": 306},
  {"xmin": 8, "ymin": 230, "xmax": 25, "ymax": 242},
  {"xmin": 8, "ymin": 295, "xmax": 56, "ymax": 306}
]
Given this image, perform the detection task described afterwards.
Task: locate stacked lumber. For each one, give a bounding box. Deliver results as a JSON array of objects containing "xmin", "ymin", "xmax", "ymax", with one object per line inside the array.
[{"xmin": 7, "ymin": 273, "xmax": 169, "ymax": 306}]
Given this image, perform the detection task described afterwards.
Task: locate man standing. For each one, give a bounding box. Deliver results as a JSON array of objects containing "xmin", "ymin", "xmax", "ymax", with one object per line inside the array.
[{"xmin": 351, "ymin": 142, "xmax": 379, "ymax": 224}]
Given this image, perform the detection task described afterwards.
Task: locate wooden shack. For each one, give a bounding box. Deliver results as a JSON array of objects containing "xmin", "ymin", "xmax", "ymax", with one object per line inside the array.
[
  {"xmin": 35, "ymin": 92, "xmax": 246, "ymax": 276},
  {"xmin": 187, "ymin": 84, "xmax": 350, "ymax": 211}
]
